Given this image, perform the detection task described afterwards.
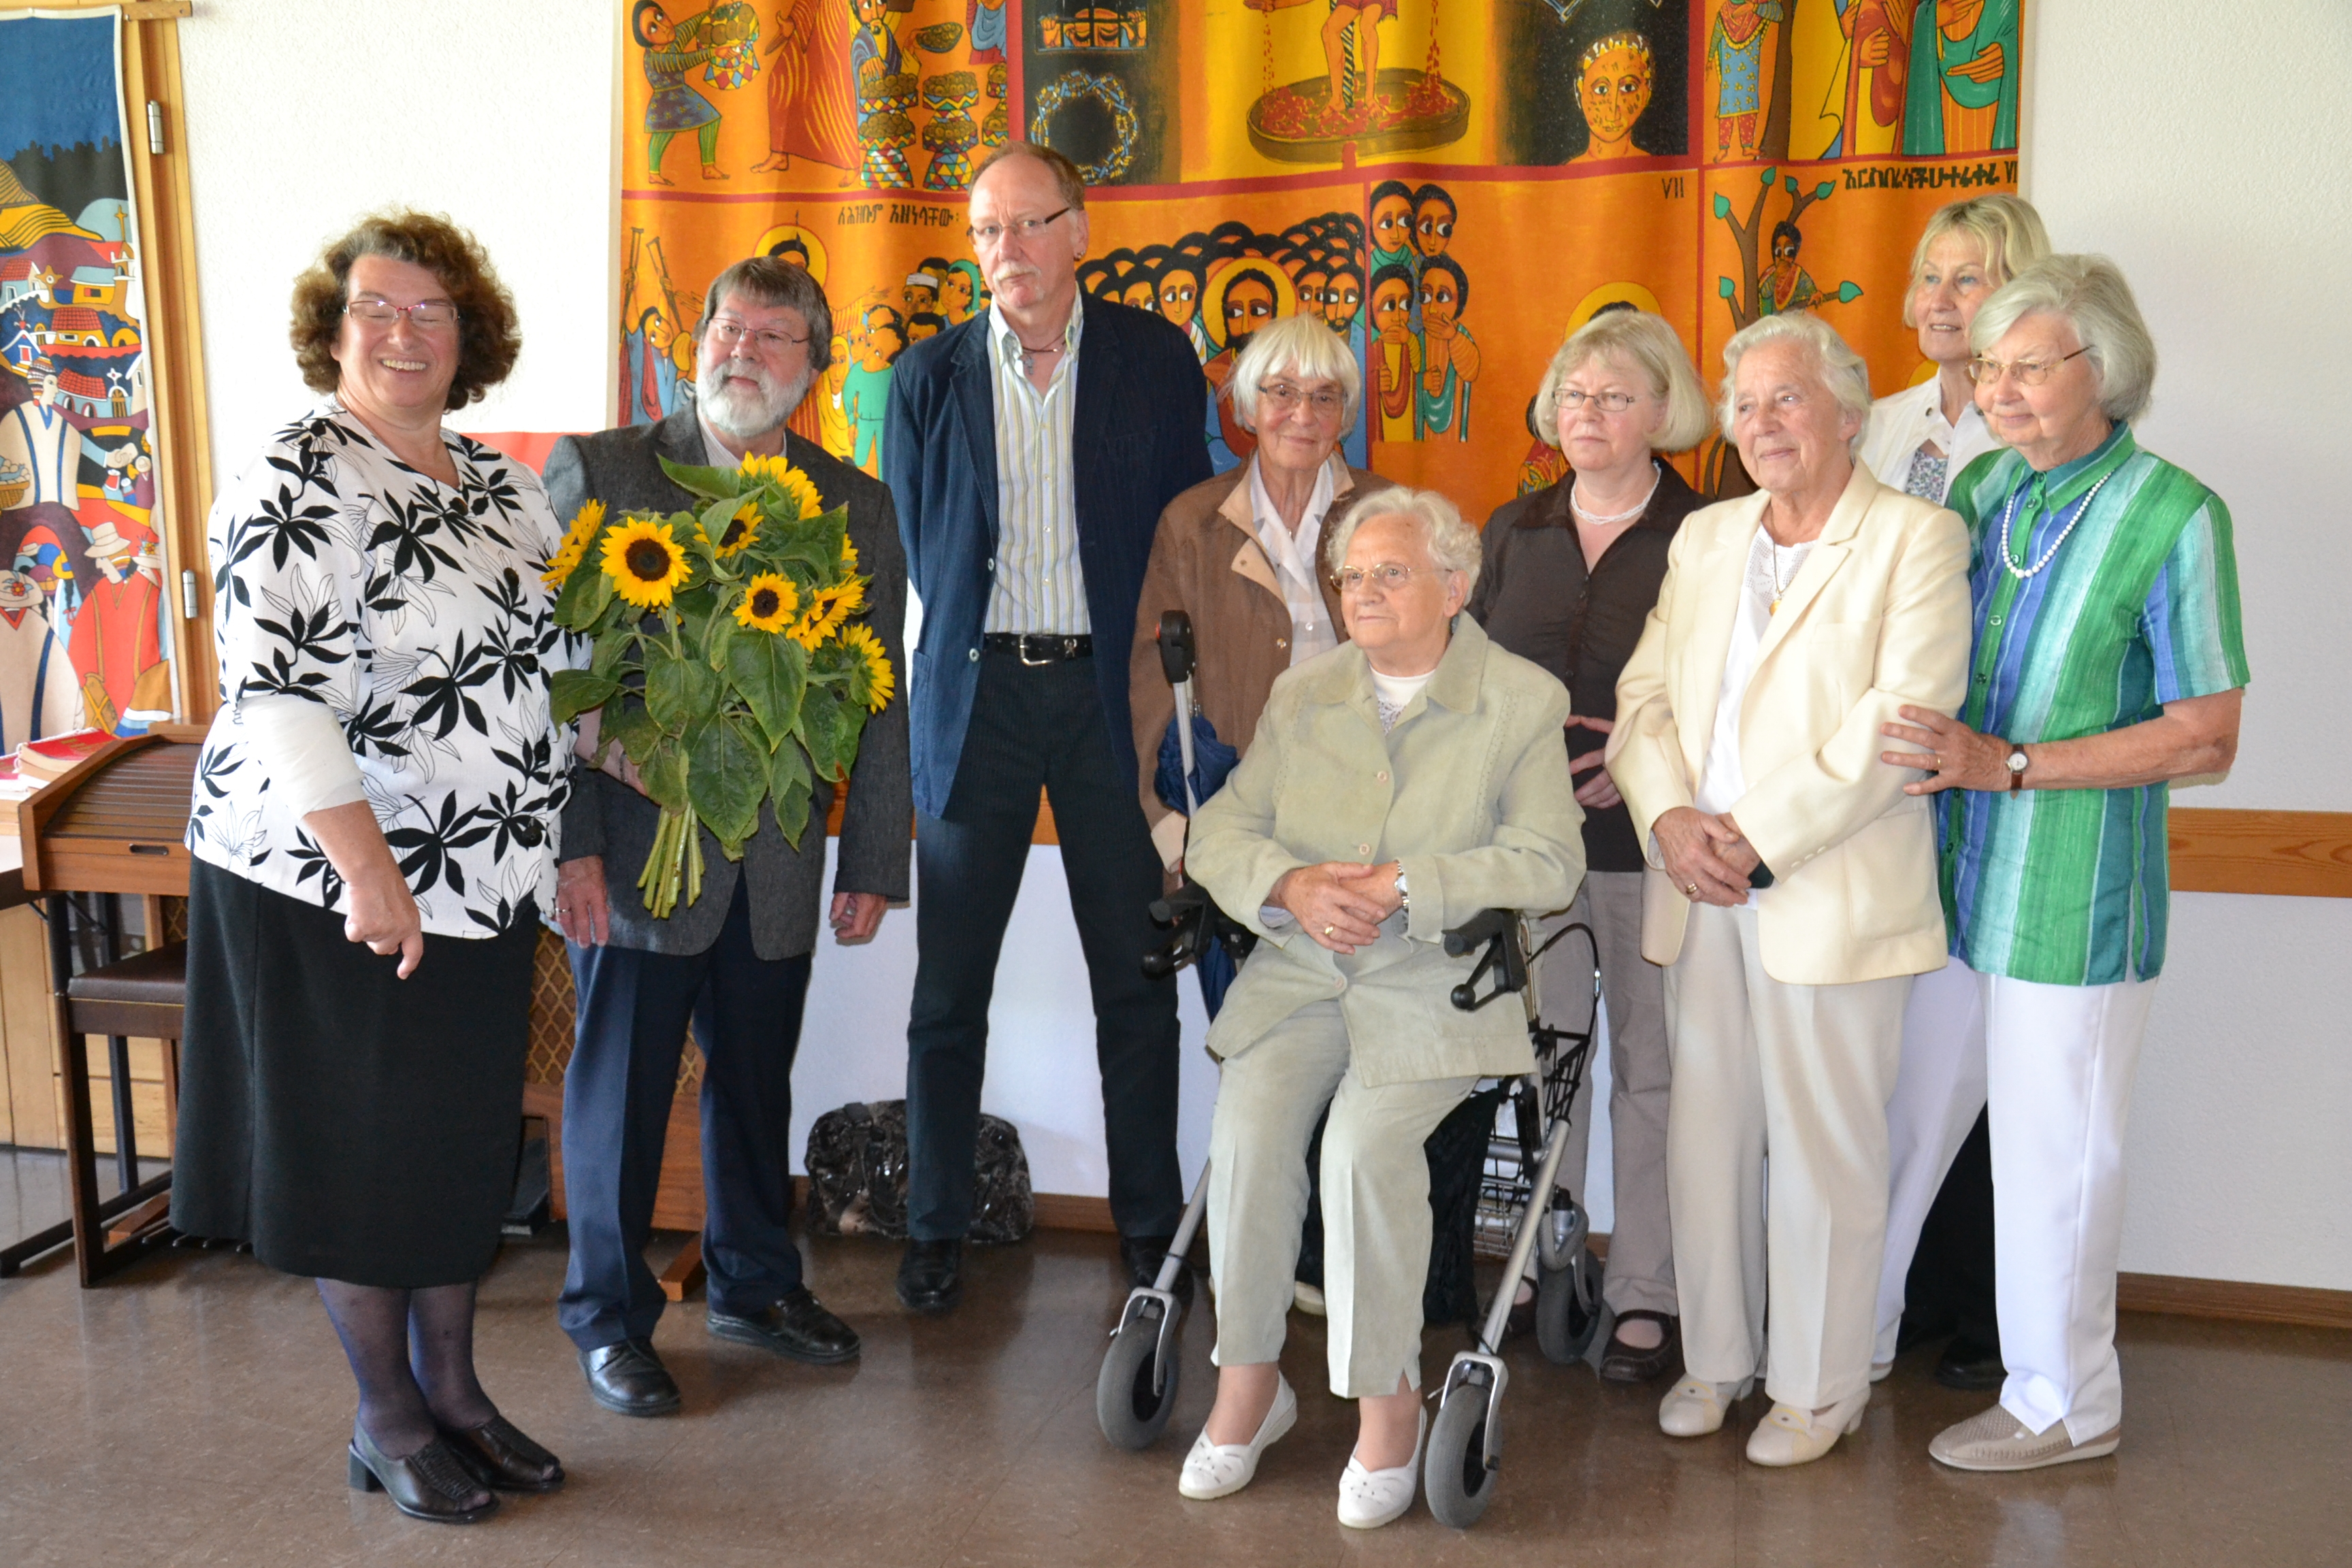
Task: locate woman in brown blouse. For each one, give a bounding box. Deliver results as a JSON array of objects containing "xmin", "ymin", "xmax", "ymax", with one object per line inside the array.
[{"xmin": 1467, "ymin": 306, "xmax": 1712, "ymax": 1382}]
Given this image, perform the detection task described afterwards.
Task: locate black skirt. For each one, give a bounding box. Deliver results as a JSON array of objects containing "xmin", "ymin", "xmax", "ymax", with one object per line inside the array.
[{"xmin": 170, "ymin": 858, "xmax": 539, "ymax": 1288}]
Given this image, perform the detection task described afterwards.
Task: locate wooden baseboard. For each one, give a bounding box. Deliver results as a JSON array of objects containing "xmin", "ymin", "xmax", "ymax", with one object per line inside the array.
[
  {"xmin": 1030, "ymin": 1192, "xmax": 1117, "ymax": 1234},
  {"xmin": 2117, "ymin": 1271, "xmax": 2352, "ymax": 1331},
  {"xmin": 2168, "ymin": 807, "xmax": 2352, "ymax": 898}
]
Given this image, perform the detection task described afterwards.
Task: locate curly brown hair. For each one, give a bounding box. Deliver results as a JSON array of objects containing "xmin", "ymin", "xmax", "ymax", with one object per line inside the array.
[{"xmin": 289, "ymin": 210, "xmax": 521, "ymax": 409}]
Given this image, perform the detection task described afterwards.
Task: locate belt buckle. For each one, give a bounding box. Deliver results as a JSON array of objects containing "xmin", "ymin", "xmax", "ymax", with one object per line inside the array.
[{"xmin": 1018, "ymin": 635, "xmax": 1054, "ymax": 667}]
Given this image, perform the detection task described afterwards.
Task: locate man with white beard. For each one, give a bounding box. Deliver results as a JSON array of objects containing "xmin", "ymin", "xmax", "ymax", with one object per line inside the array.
[{"xmin": 543, "ymin": 257, "xmax": 911, "ymax": 1418}]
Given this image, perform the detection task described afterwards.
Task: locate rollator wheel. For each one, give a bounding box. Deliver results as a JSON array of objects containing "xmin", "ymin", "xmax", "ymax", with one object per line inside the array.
[
  {"xmin": 1424, "ymin": 1378, "xmax": 1499, "ymax": 1529},
  {"xmin": 1095, "ymin": 1309, "xmax": 1180, "ymax": 1449},
  {"xmin": 1535, "ymin": 1246, "xmax": 1606, "ymax": 1367}
]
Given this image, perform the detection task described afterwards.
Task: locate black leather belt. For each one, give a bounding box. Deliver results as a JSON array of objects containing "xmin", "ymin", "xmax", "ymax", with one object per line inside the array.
[{"xmin": 983, "ymin": 632, "xmax": 1092, "ymax": 664}]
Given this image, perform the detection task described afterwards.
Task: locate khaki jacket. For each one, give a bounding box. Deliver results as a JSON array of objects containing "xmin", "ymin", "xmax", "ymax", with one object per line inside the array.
[
  {"xmin": 1607, "ymin": 463, "xmax": 1971, "ymax": 985},
  {"xmin": 1127, "ymin": 457, "xmax": 1390, "ymax": 867},
  {"xmin": 1186, "ymin": 615, "xmax": 1585, "ymax": 1087}
]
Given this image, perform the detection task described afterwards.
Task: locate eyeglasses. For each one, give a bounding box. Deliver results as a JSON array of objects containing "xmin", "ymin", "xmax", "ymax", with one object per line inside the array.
[
  {"xmin": 1966, "ymin": 346, "xmax": 2090, "ymax": 387},
  {"xmin": 1258, "ymin": 381, "xmax": 1347, "ymax": 418},
  {"xmin": 708, "ymin": 317, "xmax": 810, "ymax": 355},
  {"xmin": 966, "ymin": 207, "xmax": 1071, "ymax": 248},
  {"xmin": 1556, "ymin": 389, "xmax": 1644, "ymax": 414},
  {"xmin": 1330, "ymin": 562, "xmax": 1436, "ymax": 595},
  {"xmin": 346, "ymin": 297, "xmax": 459, "ymax": 329}
]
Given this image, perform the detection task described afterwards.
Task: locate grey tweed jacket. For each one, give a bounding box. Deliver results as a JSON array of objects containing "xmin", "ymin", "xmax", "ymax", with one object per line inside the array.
[{"xmin": 546, "ymin": 407, "xmax": 911, "ymax": 960}]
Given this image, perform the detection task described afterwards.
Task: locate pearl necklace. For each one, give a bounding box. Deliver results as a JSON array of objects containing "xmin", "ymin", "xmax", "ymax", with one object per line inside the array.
[
  {"xmin": 1569, "ymin": 461, "xmax": 1661, "ymax": 525},
  {"xmin": 1997, "ymin": 470, "xmax": 2114, "ymax": 579}
]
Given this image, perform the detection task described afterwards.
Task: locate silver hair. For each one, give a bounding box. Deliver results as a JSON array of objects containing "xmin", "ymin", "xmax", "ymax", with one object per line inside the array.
[
  {"xmin": 1969, "ymin": 253, "xmax": 2157, "ymax": 424},
  {"xmin": 1532, "ymin": 308, "xmax": 1714, "ymax": 453},
  {"xmin": 1227, "ymin": 312, "xmax": 1365, "ymax": 432},
  {"xmin": 700, "ymin": 255, "xmax": 834, "ymax": 373},
  {"xmin": 1716, "ymin": 311, "xmax": 1872, "ymax": 458},
  {"xmin": 1324, "ymin": 485, "xmax": 1482, "ymax": 593}
]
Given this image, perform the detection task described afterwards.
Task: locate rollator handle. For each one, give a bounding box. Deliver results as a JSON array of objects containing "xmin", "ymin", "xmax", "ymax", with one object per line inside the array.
[
  {"xmin": 1142, "ymin": 877, "xmax": 1259, "ymax": 979},
  {"xmin": 1443, "ymin": 908, "xmax": 1530, "ymax": 1012},
  {"xmin": 1157, "ymin": 610, "xmax": 1196, "ymax": 686}
]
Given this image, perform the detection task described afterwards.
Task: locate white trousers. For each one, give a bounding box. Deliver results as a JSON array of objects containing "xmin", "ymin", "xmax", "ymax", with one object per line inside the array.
[
  {"xmin": 1664, "ymin": 904, "xmax": 1910, "ymax": 1409},
  {"xmin": 1872, "ymin": 958, "xmax": 1990, "ymax": 1365},
  {"xmin": 1980, "ymin": 963, "xmax": 2157, "ymax": 1441}
]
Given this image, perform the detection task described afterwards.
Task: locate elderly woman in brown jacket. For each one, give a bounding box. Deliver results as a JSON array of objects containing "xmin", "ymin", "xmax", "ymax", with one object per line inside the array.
[{"xmin": 1128, "ymin": 312, "xmax": 1399, "ymax": 874}]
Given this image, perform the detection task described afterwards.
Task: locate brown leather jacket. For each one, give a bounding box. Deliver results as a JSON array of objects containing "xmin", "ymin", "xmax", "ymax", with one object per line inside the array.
[{"xmin": 1127, "ymin": 457, "xmax": 1394, "ymax": 866}]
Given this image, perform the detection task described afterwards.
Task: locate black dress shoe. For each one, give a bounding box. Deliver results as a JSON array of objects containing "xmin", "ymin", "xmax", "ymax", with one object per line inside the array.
[
  {"xmin": 897, "ymin": 1238, "xmax": 963, "ymax": 1313},
  {"xmin": 1120, "ymin": 1235, "xmax": 1195, "ymax": 1305},
  {"xmin": 1597, "ymin": 1309, "xmax": 1682, "ymax": 1384},
  {"xmin": 709, "ymin": 1286, "xmax": 861, "ymax": 1365},
  {"xmin": 348, "ymin": 1426, "xmax": 500, "ymax": 1524},
  {"xmin": 581, "ymin": 1337, "xmax": 681, "ymax": 1417},
  {"xmin": 1934, "ymin": 1335, "xmax": 2008, "ymax": 1391},
  {"xmin": 437, "ymin": 1414, "xmax": 564, "ymax": 1492}
]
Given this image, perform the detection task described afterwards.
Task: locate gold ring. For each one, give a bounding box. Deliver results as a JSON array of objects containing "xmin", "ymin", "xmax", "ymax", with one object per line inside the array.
[
  {"xmin": 1684, "ymin": 881, "xmax": 1700, "ymax": 897},
  {"xmin": 1323, "ymin": 924, "xmax": 1335, "ymax": 936}
]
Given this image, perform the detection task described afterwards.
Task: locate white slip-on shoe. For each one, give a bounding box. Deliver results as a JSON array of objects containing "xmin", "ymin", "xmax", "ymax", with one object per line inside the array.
[
  {"xmin": 1659, "ymin": 1375, "xmax": 1754, "ymax": 1437},
  {"xmin": 1929, "ymin": 1404, "xmax": 2120, "ymax": 1472},
  {"xmin": 1869, "ymin": 1359, "xmax": 1893, "ymax": 1383},
  {"xmin": 1336, "ymin": 1407, "xmax": 1427, "ymax": 1529},
  {"xmin": 1177, "ymin": 1375, "xmax": 1298, "ymax": 1500},
  {"xmin": 1746, "ymin": 1389, "xmax": 1869, "ymax": 1467},
  {"xmin": 1293, "ymin": 1282, "xmax": 1326, "ymax": 1316}
]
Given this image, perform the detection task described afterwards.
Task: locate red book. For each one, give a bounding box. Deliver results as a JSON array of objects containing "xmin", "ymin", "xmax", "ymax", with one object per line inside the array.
[{"xmin": 16, "ymin": 728, "xmax": 114, "ymax": 781}]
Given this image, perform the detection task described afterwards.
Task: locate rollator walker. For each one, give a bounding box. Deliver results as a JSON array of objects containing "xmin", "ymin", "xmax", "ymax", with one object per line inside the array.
[{"xmin": 1094, "ymin": 612, "xmax": 1605, "ymax": 1531}]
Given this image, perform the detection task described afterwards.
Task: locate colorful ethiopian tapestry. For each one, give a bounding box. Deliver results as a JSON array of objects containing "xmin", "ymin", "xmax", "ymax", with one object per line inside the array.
[
  {"xmin": 0, "ymin": 10, "xmax": 170, "ymax": 746},
  {"xmin": 617, "ymin": 0, "xmax": 2022, "ymax": 512}
]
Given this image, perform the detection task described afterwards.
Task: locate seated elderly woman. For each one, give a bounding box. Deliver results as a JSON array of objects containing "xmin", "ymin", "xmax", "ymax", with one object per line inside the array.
[
  {"xmin": 1129, "ymin": 310, "xmax": 1396, "ymax": 882},
  {"xmin": 1608, "ymin": 310, "xmax": 1970, "ymax": 1466},
  {"xmin": 1882, "ymin": 255, "xmax": 2247, "ymax": 1473},
  {"xmin": 1181, "ymin": 487, "xmax": 1582, "ymax": 1529}
]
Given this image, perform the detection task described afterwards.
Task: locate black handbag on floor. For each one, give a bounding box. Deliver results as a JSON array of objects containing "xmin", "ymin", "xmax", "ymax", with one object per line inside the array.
[{"xmin": 803, "ymin": 1099, "xmax": 1034, "ymax": 1245}]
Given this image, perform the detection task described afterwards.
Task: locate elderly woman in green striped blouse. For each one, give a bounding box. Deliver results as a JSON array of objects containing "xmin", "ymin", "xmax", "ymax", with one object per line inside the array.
[{"xmin": 1878, "ymin": 254, "xmax": 2247, "ymax": 1475}]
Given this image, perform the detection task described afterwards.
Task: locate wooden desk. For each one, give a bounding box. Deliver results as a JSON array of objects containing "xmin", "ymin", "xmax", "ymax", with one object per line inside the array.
[{"xmin": 1, "ymin": 736, "xmax": 196, "ymax": 1283}]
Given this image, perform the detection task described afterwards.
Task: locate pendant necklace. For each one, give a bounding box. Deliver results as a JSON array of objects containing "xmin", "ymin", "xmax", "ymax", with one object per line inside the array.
[
  {"xmin": 1999, "ymin": 470, "xmax": 2114, "ymax": 579},
  {"xmin": 1767, "ymin": 538, "xmax": 1801, "ymax": 614}
]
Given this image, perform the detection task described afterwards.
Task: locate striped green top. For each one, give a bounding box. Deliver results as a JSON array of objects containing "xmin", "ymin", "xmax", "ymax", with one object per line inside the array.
[{"xmin": 1939, "ymin": 425, "xmax": 2249, "ymax": 985}]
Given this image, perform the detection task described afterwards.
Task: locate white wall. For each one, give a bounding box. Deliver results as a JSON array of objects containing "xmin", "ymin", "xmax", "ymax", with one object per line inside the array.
[
  {"xmin": 177, "ymin": 0, "xmax": 618, "ymax": 472},
  {"xmin": 169, "ymin": 1, "xmax": 2351, "ymax": 1287}
]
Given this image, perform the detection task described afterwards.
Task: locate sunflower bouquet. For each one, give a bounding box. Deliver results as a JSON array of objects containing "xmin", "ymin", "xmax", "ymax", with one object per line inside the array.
[{"xmin": 543, "ymin": 453, "xmax": 894, "ymax": 917}]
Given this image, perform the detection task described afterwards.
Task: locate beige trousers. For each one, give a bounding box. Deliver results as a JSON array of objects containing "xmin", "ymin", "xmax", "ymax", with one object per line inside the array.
[
  {"xmin": 1205, "ymin": 1000, "xmax": 1478, "ymax": 1398},
  {"xmin": 1664, "ymin": 903, "xmax": 1909, "ymax": 1409},
  {"xmin": 1538, "ymin": 870, "xmax": 1676, "ymax": 1316}
]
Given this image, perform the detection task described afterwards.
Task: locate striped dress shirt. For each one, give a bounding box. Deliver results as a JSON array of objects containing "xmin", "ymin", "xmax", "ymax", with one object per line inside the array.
[
  {"xmin": 1938, "ymin": 425, "xmax": 2249, "ymax": 986},
  {"xmin": 985, "ymin": 301, "xmax": 1089, "ymax": 633}
]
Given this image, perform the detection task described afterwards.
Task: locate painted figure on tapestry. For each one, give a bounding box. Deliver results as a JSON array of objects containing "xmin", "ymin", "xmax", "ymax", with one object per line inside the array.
[
  {"xmin": 851, "ymin": 0, "xmax": 906, "ymax": 96},
  {"xmin": 905, "ymin": 311, "xmax": 946, "ymax": 344},
  {"xmin": 621, "ymin": 306, "xmax": 682, "ymax": 425},
  {"xmin": 1369, "ymin": 262, "xmax": 1420, "ymax": 444},
  {"xmin": 903, "ymin": 267, "xmax": 940, "ymax": 315},
  {"xmin": 1320, "ymin": 0, "xmax": 1400, "ymax": 120},
  {"xmin": 1758, "ymin": 219, "xmax": 1824, "ymax": 316},
  {"xmin": 1410, "ymin": 184, "xmax": 1457, "ymax": 265},
  {"xmin": 634, "ymin": 1, "xmax": 729, "ymax": 185},
  {"xmin": 1369, "ymin": 180, "xmax": 1416, "ymax": 275},
  {"xmin": 1571, "ymin": 31, "xmax": 1657, "ymax": 163},
  {"xmin": 1708, "ymin": 0, "xmax": 1784, "ymax": 159},
  {"xmin": 844, "ymin": 301, "xmax": 902, "ymax": 476},
  {"xmin": 1203, "ymin": 261, "xmax": 1286, "ymax": 468},
  {"xmin": 1831, "ymin": 0, "xmax": 1916, "ymax": 157},
  {"xmin": 753, "ymin": 0, "xmax": 860, "ymax": 180},
  {"xmin": 0, "ymin": 566, "xmax": 78, "ymax": 749},
  {"xmin": 1902, "ymin": 0, "xmax": 2017, "ymax": 154},
  {"xmin": 1414, "ymin": 255, "xmax": 1476, "ymax": 442},
  {"xmin": 66, "ymin": 519, "xmax": 163, "ymax": 734},
  {"xmin": 1158, "ymin": 258, "xmax": 1209, "ymax": 363},
  {"xmin": 0, "ymin": 374, "xmax": 75, "ymax": 509},
  {"xmin": 967, "ymin": 0, "xmax": 1009, "ymax": 63},
  {"xmin": 941, "ymin": 259, "xmax": 986, "ymax": 324}
]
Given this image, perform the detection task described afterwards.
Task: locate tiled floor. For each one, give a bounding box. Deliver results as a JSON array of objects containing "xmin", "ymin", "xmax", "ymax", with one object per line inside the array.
[{"xmin": 0, "ymin": 1225, "xmax": 2345, "ymax": 1567}]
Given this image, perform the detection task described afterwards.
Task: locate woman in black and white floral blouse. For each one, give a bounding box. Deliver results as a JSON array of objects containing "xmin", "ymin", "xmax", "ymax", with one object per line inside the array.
[{"xmin": 174, "ymin": 212, "xmax": 575, "ymax": 1524}]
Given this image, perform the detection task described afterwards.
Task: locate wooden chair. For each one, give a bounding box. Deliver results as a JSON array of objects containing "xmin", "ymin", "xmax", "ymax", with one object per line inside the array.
[{"xmin": 0, "ymin": 735, "xmax": 197, "ymax": 1284}]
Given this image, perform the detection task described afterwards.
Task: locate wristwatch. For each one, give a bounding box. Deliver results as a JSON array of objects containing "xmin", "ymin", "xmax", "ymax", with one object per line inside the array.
[
  {"xmin": 2005, "ymin": 745, "xmax": 2031, "ymax": 793},
  {"xmin": 1393, "ymin": 865, "xmax": 1410, "ymax": 919}
]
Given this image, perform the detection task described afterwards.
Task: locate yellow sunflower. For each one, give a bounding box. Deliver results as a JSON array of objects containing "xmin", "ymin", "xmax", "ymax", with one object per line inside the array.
[
  {"xmin": 789, "ymin": 581, "xmax": 859, "ymax": 649},
  {"xmin": 734, "ymin": 572, "xmax": 800, "ymax": 633},
  {"xmin": 840, "ymin": 622, "xmax": 896, "ymax": 713},
  {"xmin": 600, "ymin": 517, "xmax": 691, "ymax": 608},
  {"xmin": 839, "ymin": 534, "xmax": 860, "ymax": 572},
  {"xmin": 542, "ymin": 498, "xmax": 605, "ymax": 587},
  {"xmin": 705, "ymin": 498, "xmax": 760, "ymax": 558},
  {"xmin": 740, "ymin": 453, "xmax": 826, "ymax": 521}
]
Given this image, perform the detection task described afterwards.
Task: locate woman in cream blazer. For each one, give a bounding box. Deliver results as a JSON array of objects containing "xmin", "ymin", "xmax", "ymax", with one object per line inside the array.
[{"xmin": 1608, "ymin": 312, "xmax": 1969, "ymax": 1467}]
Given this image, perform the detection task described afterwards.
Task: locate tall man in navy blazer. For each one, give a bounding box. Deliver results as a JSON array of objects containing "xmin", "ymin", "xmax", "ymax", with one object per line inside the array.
[{"xmin": 884, "ymin": 143, "xmax": 1211, "ymax": 1312}]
